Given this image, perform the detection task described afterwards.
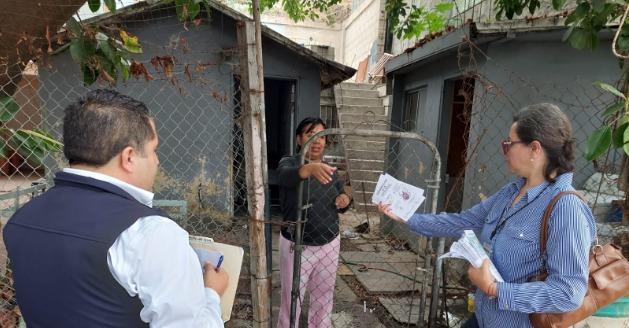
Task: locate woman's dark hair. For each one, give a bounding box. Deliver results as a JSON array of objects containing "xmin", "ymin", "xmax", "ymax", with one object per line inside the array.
[
  {"xmin": 295, "ymin": 117, "xmax": 326, "ymax": 153},
  {"xmin": 513, "ymin": 103, "xmax": 575, "ymax": 183}
]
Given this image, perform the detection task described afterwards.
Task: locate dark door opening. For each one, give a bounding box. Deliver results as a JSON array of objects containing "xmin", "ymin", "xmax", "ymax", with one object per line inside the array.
[
  {"xmin": 265, "ymin": 78, "xmax": 296, "ymax": 212},
  {"xmin": 231, "ymin": 77, "xmax": 296, "ymax": 216},
  {"xmin": 441, "ymin": 78, "xmax": 474, "ymax": 212}
]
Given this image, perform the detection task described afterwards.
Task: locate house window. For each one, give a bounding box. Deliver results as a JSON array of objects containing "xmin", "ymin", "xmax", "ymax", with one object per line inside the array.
[{"xmin": 402, "ymin": 87, "xmax": 426, "ymax": 131}]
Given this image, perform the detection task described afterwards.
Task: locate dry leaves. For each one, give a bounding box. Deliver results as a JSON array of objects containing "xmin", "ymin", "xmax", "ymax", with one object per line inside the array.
[
  {"xmin": 150, "ymin": 56, "xmax": 175, "ymax": 78},
  {"xmin": 130, "ymin": 61, "xmax": 154, "ymax": 81}
]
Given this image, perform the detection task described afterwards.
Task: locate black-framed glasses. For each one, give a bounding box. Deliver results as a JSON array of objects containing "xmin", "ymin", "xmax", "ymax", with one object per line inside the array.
[{"xmin": 501, "ymin": 139, "xmax": 527, "ymax": 155}]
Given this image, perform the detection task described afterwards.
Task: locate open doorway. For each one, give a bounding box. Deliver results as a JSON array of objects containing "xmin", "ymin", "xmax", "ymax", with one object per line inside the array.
[
  {"xmin": 231, "ymin": 77, "xmax": 296, "ymax": 216},
  {"xmin": 440, "ymin": 78, "xmax": 474, "ymax": 212},
  {"xmin": 264, "ymin": 78, "xmax": 296, "ymax": 211}
]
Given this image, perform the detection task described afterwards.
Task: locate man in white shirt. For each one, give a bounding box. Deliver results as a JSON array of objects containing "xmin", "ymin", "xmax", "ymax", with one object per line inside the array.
[{"xmin": 4, "ymin": 89, "xmax": 228, "ymax": 327}]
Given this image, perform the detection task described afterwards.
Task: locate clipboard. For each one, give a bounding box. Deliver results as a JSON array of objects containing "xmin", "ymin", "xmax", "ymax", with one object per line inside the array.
[{"xmin": 189, "ymin": 235, "xmax": 244, "ymax": 322}]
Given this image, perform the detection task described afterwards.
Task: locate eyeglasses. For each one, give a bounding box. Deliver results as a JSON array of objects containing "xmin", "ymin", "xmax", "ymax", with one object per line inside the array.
[{"xmin": 501, "ymin": 139, "xmax": 527, "ymax": 155}]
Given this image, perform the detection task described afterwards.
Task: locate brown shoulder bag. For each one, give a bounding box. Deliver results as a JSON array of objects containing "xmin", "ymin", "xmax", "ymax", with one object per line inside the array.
[{"xmin": 528, "ymin": 191, "xmax": 629, "ymax": 328}]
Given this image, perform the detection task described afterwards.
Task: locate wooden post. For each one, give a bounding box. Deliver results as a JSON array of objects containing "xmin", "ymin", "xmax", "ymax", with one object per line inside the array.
[{"xmin": 236, "ymin": 8, "xmax": 271, "ymax": 328}]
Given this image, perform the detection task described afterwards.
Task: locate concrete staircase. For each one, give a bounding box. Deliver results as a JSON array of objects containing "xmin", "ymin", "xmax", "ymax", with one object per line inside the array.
[{"xmin": 334, "ymin": 82, "xmax": 387, "ymax": 212}]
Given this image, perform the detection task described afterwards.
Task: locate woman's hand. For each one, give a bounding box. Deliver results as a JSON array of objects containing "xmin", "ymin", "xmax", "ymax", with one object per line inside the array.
[
  {"xmin": 468, "ymin": 259, "xmax": 498, "ymax": 297},
  {"xmin": 376, "ymin": 202, "xmax": 405, "ymax": 223},
  {"xmin": 335, "ymin": 193, "xmax": 350, "ymax": 209},
  {"xmin": 299, "ymin": 163, "xmax": 337, "ymax": 184}
]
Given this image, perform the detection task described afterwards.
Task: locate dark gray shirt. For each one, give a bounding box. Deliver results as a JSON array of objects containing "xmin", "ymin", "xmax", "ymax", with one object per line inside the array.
[{"xmin": 278, "ymin": 154, "xmax": 349, "ymax": 246}]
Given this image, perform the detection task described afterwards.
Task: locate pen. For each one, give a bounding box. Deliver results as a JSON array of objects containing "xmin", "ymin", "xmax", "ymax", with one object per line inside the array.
[{"xmin": 215, "ymin": 255, "xmax": 224, "ymax": 270}]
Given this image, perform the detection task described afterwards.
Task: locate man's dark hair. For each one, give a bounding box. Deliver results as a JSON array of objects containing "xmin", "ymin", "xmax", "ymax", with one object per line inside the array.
[{"xmin": 63, "ymin": 89, "xmax": 155, "ymax": 166}]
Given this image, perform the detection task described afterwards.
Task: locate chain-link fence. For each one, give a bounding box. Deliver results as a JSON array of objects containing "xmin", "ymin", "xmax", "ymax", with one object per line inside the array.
[
  {"xmin": 1, "ymin": 73, "xmax": 253, "ymax": 325},
  {"xmin": 0, "ymin": 7, "xmax": 254, "ymax": 322},
  {"xmin": 1, "ymin": 7, "xmax": 628, "ymax": 328},
  {"xmin": 450, "ymin": 37, "xmax": 625, "ymax": 220},
  {"xmin": 270, "ymin": 36, "xmax": 627, "ymax": 328},
  {"xmin": 275, "ymin": 127, "xmax": 455, "ymax": 328}
]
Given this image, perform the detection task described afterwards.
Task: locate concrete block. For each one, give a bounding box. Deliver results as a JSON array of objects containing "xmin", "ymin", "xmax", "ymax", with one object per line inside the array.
[
  {"xmin": 345, "ymin": 149, "xmax": 386, "ymax": 160},
  {"xmin": 342, "ymin": 122, "xmax": 389, "ymax": 131},
  {"xmin": 341, "ymin": 97, "xmax": 382, "ymax": 107},
  {"xmin": 339, "ymin": 88, "xmax": 380, "ymax": 98},
  {"xmin": 338, "ymin": 105, "xmax": 386, "ymax": 115},
  {"xmin": 377, "ymin": 85, "xmax": 387, "ymax": 97},
  {"xmin": 347, "ymin": 169, "xmax": 382, "ymax": 182},
  {"xmin": 379, "ymin": 297, "xmax": 424, "ymax": 324},
  {"xmin": 381, "ymin": 95, "xmax": 389, "ymax": 106},
  {"xmin": 339, "ymin": 113, "xmax": 388, "ymax": 124},
  {"xmin": 346, "ymin": 159, "xmax": 385, "ymax": 170}
]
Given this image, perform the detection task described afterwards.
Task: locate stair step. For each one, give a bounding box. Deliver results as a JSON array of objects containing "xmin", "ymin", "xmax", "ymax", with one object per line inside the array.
[
  {"xmin": 339, "ymin": 113, "xmax": 388, "ymax": 124},
  {"xmin": 340, "ymin": 96, "xmax": 382, "ymax": 107},
  {"xmin": 349, "ymin": 180, "xmax": 377, "ymax": 192},
  {"xmin": 344, "ymin": 137, "xmax": 387, "ymax": 144},
  {"xmin": 347, "ymin": 169, "xmax": 382, "ymax": 182},
  {"xmin": 337, "ymin": 170, "xmax": 349, "ymax": 182},
  {"xmin": 340, "ymin": 82, "xmax": 382, "ymax": 90},
  {"xmin": 338, "ymin": 88, "xmax": 380, "ymax": 99},
  {"xmin": 341, "ymin": 122, "xmax": 389, "ymax": 131},
  {"xmin": 343, "ymin": 135, "xmax": 388, "ymax": 143},
  {"xmin": 351, "ymin": 190, "xmax": 374, "ymax": 202},
  {"xmin": 345, "ymin": 141, "xmax": 386, "ymax": 151},
  {"xmin": 346, "ymin": 149, "xmax": 385, "ymax": 160},
  {"xmin": 338, "ymin": 105, "xmax": 386, "ymax": 115},
  {"xmin": 353, "ymin": 203, "xmax": 379, "ymax": 212},
  {"xmin": 347, "ymin": 159, "xmax": 385, "ymax": 170}
]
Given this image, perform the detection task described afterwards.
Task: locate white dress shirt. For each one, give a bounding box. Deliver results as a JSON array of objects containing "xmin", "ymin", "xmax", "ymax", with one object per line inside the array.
[{"xmin": 63, "ymin": 168, "xmax": 223, "ymax": 328}]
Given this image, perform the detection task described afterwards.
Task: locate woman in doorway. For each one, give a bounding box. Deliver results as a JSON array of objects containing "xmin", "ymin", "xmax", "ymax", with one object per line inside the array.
[
  {"xmin": 277, "ymin": 117, "xmax": 351, "ymax": 328},
  {"xmin": 378, "ymin": 104, "xmax": 596, "ymax": 328}
]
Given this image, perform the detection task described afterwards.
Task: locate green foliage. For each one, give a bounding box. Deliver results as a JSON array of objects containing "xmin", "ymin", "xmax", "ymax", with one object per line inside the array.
[
  {"xmin": 494, "ymin": 0, "xmax": 627, "ymax": 52},
  {"xmin": 563, "ymin": 0, "xmax": 622, "ymax": 50},
  {"xmin": 86, "ymin": 0, "xmax": 116, "ymax": 13},
  {"xmin": 175, "ymin": 0, "xmax": 210, "ymax": 22},
  {"xmin": 603, "ymin": 101, "xmax": 625, "ymax": 116},
  {"xmin": 585, "ymin": 125, "xmax": 612, "ymax": 160},
  {"xmin": 495, "ymin": 0, "xmax": 541, "ymax": 20},
  {"xmin": 613, "ymin": 122, "xmax": 628, "ymax": 147},
  {"xmin": 595, "ymin": 81, "xmax": 627, "ymax": 99},
  {"xmin": 11, "ymin": 130, "xmax": 63, "ymax": 164},
  {"xmin": 104, "ymin": 0, "xmax": 116, "ymax": 13},
  {"xmin": 65, "ymin": 17, "xmax": 141, "ymax": 86},
  {"xmin": 119, "ymin": 30, "xmax": 142, "ymax": 54},
  {"xmin": 0, "ymin": 97, "xmax": 63, "ymax": 164},
  {"xmin": 589, "ymin": 82, "xmax": 629, "ymax": 160},
  {"xmin": 66, "ymin": 0, "xmax": 215, "ymax": 86},
  {"xmin": 486, "ymin": 0, "xmax": 629, "ymax": 164},
  {"xmin": 258, "ymin": 0, "xmax": 342, "ymax": 22},
  {"xmin": 386, "ymin": 0, "xmax": 454, "ymax": 40},
  {"xmin": 0, "ymin": 97, "xmax": 20, "ymax": 122}
]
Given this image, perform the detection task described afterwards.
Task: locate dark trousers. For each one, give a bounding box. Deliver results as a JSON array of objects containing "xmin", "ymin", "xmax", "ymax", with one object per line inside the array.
[{"xmin": 462, "ymin": 313, "xmax": 480, "ymax": 328}]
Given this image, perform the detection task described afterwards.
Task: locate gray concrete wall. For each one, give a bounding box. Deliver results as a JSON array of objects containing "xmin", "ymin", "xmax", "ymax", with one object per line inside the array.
[
  {"xmin": 387, "ymin": 29, "xmax": 619, "ymax": 217},
  {"xmin": 463, "ymin": 31, "xmax": 618, "ymax": 209},
  {"xmin": 261, "ymin": 32, "xmax": 322, "ymax": 122},
  {"xmin": 39, "ymin": 9, "xmax": 322, "ymax": 218},
  {"xmin": 388, "ymin": 54, "xmax": 477, "ymax": 214}
]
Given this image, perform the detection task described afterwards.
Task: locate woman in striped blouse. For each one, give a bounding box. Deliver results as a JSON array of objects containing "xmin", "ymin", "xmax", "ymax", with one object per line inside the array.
[{"xmin": 378, "ymin": 103, "xmax": 596, "ymax": 328}]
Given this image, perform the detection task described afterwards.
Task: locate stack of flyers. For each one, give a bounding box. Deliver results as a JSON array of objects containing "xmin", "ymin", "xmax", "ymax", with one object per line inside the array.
[{"xmin": 439, "ymin": 230, "xmax": 504, "ymax": 282}]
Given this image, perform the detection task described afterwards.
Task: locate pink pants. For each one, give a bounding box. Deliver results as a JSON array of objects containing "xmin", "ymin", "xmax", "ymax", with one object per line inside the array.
[{"xmin": 277, "ymin": 234, "xmax": 340, "ymax": 328}]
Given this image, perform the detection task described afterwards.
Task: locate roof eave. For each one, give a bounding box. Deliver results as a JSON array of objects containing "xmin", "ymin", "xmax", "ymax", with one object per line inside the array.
[{"xmin": 77, "ymin": 0, "xmax": 355, "ymax": 88}]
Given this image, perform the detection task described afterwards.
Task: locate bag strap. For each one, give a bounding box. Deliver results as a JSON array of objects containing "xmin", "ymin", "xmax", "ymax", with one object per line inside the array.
[{"xmin": 539, "ymin": 191, "xmax": 588, "ymax": 260}]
